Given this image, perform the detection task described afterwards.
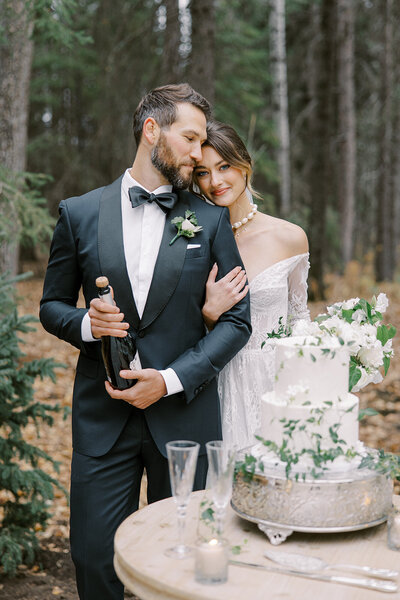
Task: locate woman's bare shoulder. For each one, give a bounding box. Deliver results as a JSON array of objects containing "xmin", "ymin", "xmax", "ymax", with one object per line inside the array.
[{"xmin": 256, "ymin": 213, "xmax": 309, "ymax": 255}]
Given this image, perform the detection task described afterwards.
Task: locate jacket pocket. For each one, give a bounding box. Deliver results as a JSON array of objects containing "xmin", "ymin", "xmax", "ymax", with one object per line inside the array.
[{"xmin": 184, "ymin": 245, "xmax": 207, "ymax": 259}]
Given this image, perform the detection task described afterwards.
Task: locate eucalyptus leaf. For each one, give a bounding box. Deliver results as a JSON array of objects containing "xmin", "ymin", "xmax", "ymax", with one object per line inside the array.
[
  {"xmin": 358, "ymin": 408, "xmax": 379, "ymax": 421},
  {"xmin": 349, "ymin": 364, "xmax": 361, "ymax": 391}
]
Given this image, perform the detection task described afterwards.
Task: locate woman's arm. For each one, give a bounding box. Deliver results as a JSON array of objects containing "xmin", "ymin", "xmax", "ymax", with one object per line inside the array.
[{"xmin": 202, "ymin": 263, "xmax": 249, "ymax": 330}]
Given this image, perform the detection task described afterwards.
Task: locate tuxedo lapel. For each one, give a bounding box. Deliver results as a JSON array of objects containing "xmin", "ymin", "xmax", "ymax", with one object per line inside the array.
[
  {"xmin": 140, "ymin": 193, "xmax": 191, "ymax": 330},
  {"xmin": 98, "ymin": 176, "xmax": 140, "ymax": 330}
]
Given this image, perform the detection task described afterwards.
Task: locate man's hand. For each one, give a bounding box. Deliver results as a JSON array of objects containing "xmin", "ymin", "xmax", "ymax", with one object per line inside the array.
[
  {"xmin": 105, "ymin": 368, "xmax": 167, "ymax": 409},
  {"xmin": 88, "ymin": 287, "xmax": 129, "ymax": 339}
]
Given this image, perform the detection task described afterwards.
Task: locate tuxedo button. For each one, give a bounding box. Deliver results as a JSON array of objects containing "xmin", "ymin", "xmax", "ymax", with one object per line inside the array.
[{"xmin": 138, "ymin": 331, "xmax": 145, "ymax": 338}]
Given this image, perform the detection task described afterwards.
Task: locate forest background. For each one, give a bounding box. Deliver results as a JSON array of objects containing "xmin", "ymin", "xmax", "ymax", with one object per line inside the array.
[
  {"xmin": 1, "ymin": 0, "xmax": 400, "ymax": 598},
  {"xmin": 1, "ymin": 0, "xmax": 400, "ymax": 291}
]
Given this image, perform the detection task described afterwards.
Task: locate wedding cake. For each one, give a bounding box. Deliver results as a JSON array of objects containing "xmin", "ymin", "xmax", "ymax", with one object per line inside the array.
[
  {"xmin": 259, "ymin": 336, "xmax": 359, "ymax": 460},
  {"xmin": 231, "ymin": 334, "xmax": 393, "ymax": 540}
]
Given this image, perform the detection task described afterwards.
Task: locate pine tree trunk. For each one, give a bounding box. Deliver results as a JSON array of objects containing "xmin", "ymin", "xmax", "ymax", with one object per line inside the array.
[
  {"xmin": 375, "ymin": 0, "xmax": 394, "ymax": 282},
  {"xmin": 188, "ymin": 0, "xmax": 215, "ymax": 105},
  {"xmin": 269, "ymin": 0, "xmax": 291, "ymax": 217},
  {"xmin": 337, "ymin": 0, "xmax": 356, "ymax": 266},
  {"xmin": 161, "ymin": 0, "xmax": 181, "ymax": 84},
  {"xmin": 307, "ymin": 0, "xmax": 336, "ymax": 299},
  {"xmin": 0, "ymin": 0, "xmax": 33, "ymax": 275}
]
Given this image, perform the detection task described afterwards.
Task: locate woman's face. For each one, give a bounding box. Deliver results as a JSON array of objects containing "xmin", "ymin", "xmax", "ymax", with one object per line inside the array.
[{"xmin": 194, "ymin": 145, "xmax": 246, "ymax": 207}]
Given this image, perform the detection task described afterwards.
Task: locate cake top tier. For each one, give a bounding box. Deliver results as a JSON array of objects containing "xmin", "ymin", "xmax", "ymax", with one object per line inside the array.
[{"xmin": 274, "ymin": 336, "xmax": 350, "ymax": 405}]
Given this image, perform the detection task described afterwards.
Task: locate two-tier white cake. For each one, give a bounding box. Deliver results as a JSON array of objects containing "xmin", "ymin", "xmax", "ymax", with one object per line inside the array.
[{"xmin": 259, "ymin": 336, "xmax": 359, "ymax": 459}]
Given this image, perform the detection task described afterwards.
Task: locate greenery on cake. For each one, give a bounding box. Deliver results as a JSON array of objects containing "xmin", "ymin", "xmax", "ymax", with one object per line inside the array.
[
  {"xmin": 236, "ymin": 294, "xmax": 399, "ymax": 483},
  {"xmin": 234, "ymin": 409, "xmax": 400, "ymax": 482},
  {"xmin": 263, "ymin": 294, "xmax": 396, "ymax": 393}
]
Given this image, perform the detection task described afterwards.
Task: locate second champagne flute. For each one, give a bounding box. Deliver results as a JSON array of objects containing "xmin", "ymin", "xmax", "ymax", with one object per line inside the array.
[{"xmin": 206, "ymin": 441, "xmax": 236, "ymax": 538}]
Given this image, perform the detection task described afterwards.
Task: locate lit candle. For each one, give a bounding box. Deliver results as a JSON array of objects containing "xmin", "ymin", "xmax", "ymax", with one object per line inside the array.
[
  {"xmin": 195, "ymin": 538, "xmax": 228, "ymax": 584},
  {"xmin": 387, "ymin": 506, "xmax": 400, "ymax": 551}
]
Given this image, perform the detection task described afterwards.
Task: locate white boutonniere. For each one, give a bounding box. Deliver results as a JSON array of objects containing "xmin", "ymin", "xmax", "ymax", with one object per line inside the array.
[{"xmin": 169, "ymin": 210, "xmax": 203, "ymax": 246}]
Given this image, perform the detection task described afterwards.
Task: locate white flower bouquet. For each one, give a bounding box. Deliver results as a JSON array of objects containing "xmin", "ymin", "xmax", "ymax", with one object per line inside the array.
[{"xmin": 291, "ymin": 293, "xmax": 396, "ymax": 392}]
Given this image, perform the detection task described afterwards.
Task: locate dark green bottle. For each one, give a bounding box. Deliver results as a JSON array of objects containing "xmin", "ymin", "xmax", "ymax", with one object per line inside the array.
[{"xmin": 96, "ymin": 276, "xmax": 137, "ymax": 390}]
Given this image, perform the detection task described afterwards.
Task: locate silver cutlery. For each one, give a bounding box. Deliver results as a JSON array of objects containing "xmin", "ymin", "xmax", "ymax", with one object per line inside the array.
[
  {"xmin": 229, "ymin": 559, "xmax": 398, "ymax": 593},
  {"xmin": 264, "ymin": 548, "xmax": 399, "ymax": 580}
]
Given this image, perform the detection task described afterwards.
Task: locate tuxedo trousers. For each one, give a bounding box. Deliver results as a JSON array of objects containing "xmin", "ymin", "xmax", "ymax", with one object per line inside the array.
[{"xmin": 70, "ymin": 407, "xmax": 208, "ymax": 600}]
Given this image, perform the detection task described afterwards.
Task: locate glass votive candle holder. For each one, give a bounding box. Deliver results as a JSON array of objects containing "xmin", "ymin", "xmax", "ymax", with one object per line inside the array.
[
  {"xmin": 194, "ymin": 538, "xmax": 229, "ymax": 585},
  {"xmin": 387, "ymin": 505, "xmax": 400, "ymax": 551}
]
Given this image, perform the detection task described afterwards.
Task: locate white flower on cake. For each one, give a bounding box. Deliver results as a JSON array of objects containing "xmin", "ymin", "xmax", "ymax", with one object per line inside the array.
[
  {"xmin": 351, "ymin": 309, "xmax": 365, "ymax": 324},
  {"xmin": 285, "ymin": 384, "xmax": 309, "ymax": 403},
  {"xmin": 376, "ymin": 292, "xmax": 389, "ymax": 313},
  {"xmin": 358, "ymin": 342, "xmax": 384, "ymax": 369},
  {"xmin": 342, "ymin": 297, "xmax": 360, "ymax": 310},
  {"xmin": 290, "ymin": 319, "xmax": 321, "ymax": 338},
  {"xmin": 289, "ymin": 294, "xmax": 396, "ymax": 392}
]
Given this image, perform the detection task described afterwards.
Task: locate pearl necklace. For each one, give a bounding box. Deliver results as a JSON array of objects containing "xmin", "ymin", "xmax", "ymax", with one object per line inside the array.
[{"xmin": 232, "ymin": 203, "xmax": 258, "ymax": 234}]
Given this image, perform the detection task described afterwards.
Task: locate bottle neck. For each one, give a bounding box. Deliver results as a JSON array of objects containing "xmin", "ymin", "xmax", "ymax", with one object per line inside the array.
[{"xmin": 98, "ymin": 286, "xmax": 114, "ymax": 307}]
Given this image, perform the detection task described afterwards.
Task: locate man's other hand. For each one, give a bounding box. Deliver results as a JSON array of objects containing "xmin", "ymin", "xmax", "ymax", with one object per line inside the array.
[{"xmin": 105, "ymin": 369, "xmax": 167, "ymax": 409}]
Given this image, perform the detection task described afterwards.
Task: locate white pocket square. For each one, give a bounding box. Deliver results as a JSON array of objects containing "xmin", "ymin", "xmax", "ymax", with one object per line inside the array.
[{"xmin": 187, "ymin": 244, "xmax": 201, "ymax": 249}]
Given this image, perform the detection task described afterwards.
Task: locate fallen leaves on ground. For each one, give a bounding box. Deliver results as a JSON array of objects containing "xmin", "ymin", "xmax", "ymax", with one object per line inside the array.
[{"xmin": 1, "ymin": 268, "xmax": 399, "ymax": 599}]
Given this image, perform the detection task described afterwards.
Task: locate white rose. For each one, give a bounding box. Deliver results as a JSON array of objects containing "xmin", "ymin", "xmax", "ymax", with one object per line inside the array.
[
  {"xmin": 342, "ymin": 297, "xmax": 360, "ymax": 310},
  {"xmin": 291, "ymin": 319, "xmax": 319, "ymax": 337},
  {"xmin": 352, "ymin": 367, "xmax": 373, "ymax": 392},
  {"xmin": 383, "ymin": 338, "xmax": 393, "ymax": 352},
  {"xmin": 181, "ymin": 219, "xmax": 196, "ymax": 232},
  {"xmin": 362, "ymin": 323, "xmax": 377, "ymax": 337},
  {"xmin": 338, "ymin": 321, "xmax": 355, "ymax": 342},
  {"xmin": 376, "ymin": 293, "xmax": 389, "ymax": 314},
  {"xmin": 323, "ymin": 315, "xmax": 343, "ymax": 332},
  {"xmin": 348, "ymin": 321, "xmax": 369, "ymax": 351},
  {"xmin": 358, "ymin": 343, "xmax": 384, "ymax": 369},
  {"xmin": 326, "ymin": 301, "xmax": 343, "ymax": 316},
  {"xmin": 372, "ymin": 370, "xmax": 383, "ymax": 385},
  {"xmin": 351, "ymin": 309, "xmax": 365, "ymax": 324}
]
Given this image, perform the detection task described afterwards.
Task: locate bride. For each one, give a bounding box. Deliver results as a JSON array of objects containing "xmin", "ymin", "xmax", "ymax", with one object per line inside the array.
[{"xmin": 194, "ymin": 120, "xmax": 310, "ymax": 450}]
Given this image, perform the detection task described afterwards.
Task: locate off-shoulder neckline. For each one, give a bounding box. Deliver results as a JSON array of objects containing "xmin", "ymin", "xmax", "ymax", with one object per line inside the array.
[{"xmin": 249, "ymin": 252, "xmax": 309, "ymax": 286}]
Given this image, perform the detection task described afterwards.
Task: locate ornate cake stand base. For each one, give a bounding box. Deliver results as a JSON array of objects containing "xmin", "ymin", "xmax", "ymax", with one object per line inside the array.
[
  {"xmin": 232, "ymin": 453, "xmax": 393, "ymax": 545},
  {"xmin": 257, "ymin": 523, "xmax": 293, "ymax": 545}
]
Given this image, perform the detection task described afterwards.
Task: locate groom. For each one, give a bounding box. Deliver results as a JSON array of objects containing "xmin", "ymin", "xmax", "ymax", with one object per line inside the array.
[{"xmin": 40, "ymin": 84, "xmax": 251, "ymax": 600}]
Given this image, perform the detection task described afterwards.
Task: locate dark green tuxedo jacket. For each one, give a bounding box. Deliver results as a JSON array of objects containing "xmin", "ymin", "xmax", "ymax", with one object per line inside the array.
[{"xmin": 40, "ymin": 176, "xmax": 251, "ymax": 458}]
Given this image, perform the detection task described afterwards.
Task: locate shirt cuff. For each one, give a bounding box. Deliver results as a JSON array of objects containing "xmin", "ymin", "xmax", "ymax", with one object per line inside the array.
[
  {"xmin": 159, "ymin": 368, "xmax": 184, "ymax": 396},
  {"xmin": 81, "ymin": 311, "xmax": 99, "ymax": 342}
]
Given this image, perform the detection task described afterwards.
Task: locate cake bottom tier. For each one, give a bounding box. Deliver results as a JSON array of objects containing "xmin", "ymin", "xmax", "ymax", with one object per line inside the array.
[{"xmin": 232, "ymin": 456, "xmax": 393, "ymax": 531}]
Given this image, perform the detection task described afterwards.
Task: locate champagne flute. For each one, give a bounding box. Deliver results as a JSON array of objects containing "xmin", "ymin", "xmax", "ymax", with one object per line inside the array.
[
  {"xmin": 165, "ymin": 440, "xmax": 200, "ymax": 559},
  {"xmin": 206, "ymin": 441, "xmax": 236, "ymax": 538}
]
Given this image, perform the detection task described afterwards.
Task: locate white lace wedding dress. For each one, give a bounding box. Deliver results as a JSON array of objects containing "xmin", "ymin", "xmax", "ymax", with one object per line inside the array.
[{"xmin": 218, "ymin": 252, "xmax": 310, "ymax": 450}]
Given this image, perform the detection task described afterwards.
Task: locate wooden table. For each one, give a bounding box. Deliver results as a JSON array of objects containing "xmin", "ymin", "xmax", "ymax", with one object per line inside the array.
[{"xmin": 114, "ymin": 492, "xmax": 400, "ymax": 600}]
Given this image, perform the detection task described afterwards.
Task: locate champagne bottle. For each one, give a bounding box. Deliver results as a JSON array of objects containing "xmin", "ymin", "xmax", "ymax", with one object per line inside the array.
[{"xmin": 95, "ymin": 276, "xmax": 137, "ymax": 390}]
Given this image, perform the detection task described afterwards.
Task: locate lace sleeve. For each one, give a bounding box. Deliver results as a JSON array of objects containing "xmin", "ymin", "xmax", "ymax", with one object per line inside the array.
[{"xmin": 287, "ymin": 253, "xmax": 310, "ymax": 325}]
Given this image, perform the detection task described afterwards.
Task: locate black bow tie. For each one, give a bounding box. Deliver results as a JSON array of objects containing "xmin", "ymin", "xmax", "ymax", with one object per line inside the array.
[{"xmin": 128, "ymin": 186, "xmax": 177, "ymax": 214}]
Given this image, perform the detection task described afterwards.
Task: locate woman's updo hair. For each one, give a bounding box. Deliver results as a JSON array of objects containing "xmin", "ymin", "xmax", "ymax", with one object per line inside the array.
[{"xmin": 194, "ymin": 120, "xmax": 260, "ymax": 199}]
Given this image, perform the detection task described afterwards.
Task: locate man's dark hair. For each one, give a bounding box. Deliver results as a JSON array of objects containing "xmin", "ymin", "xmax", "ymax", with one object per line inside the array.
[{"xmin": 133, "ymin": 83, "xmax": 211, "ymax": 146}]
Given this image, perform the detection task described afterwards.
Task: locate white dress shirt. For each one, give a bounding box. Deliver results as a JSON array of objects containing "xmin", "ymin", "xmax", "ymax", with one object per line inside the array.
[{"xmin": 81, "ymin": 169, "xmax": 183, "ymax": 395}]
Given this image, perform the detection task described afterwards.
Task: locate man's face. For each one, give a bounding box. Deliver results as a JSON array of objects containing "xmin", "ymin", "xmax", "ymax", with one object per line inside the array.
[{"xmin": 151, "ymin": 103, "xmax": 207, "ymax": 189}]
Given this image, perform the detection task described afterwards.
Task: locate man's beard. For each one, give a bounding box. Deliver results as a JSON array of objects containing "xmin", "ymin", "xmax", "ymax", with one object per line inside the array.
[{"xmin": 151, "ymin": 133, "xmax": 193, "ymax": 190}]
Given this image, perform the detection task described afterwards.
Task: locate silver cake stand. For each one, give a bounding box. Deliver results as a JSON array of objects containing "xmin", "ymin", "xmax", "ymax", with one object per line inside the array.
[{"xmin": 231, "ymin": 450, "xmax": 393, "ymax": 545}]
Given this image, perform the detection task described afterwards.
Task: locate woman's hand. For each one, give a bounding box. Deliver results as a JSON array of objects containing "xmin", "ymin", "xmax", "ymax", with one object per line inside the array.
[{"xmin": 202, "ymin": 264, "xmax": 249, "ymax": 330}]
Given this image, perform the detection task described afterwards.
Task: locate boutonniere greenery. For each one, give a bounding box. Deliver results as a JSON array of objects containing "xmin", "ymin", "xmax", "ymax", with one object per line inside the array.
[{"xmin": 169, "ymin": 210, "xmax": 203, "ymax": 246}]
